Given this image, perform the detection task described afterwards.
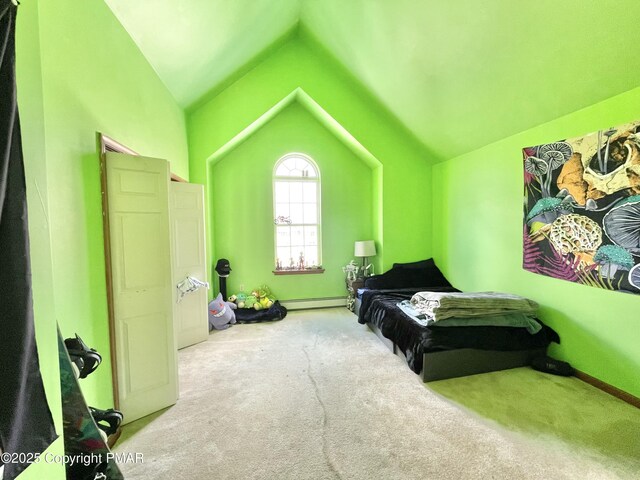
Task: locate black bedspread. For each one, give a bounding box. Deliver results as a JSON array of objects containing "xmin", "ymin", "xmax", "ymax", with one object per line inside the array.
[{"xmin": 357, "ymin": 288, "xmax": 560, "ymax": 373}]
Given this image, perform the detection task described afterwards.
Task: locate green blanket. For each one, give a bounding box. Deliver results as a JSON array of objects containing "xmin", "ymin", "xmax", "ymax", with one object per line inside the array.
[
  {"xmin": 409, "ymin": 291, "xmax": 539, "ymax": 322},
  {"xmin": 397, "ymin": 300, "xmax": 542, "ymax": 334}
]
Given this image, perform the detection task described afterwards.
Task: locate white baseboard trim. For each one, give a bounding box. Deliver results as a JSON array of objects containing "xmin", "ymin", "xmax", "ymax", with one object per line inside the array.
[{"xmin": 281, "ymin": 297, "xmax": 347, "ymax": 310}]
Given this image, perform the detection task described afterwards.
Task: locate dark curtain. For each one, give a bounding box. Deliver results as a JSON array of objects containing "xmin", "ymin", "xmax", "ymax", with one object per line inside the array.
[{"xmin": 0, "ymin": 2, "xmax": 58, "ymax": 479}]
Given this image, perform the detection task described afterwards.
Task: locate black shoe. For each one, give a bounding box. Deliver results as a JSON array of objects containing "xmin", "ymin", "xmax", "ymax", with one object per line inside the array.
[
  {"xmin": 531, "ymin": 356, "xmax": 575, "ymax": 376},
  {"xmin": 89, "ymin": 407, "xmax": 124, "ymax": 437},
  {"xmin": 64, "ymin": 334, "xmax": 102, "ymax": 378}
]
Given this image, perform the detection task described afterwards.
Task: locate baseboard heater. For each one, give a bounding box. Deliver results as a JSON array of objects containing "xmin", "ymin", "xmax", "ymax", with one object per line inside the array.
[{"xmin": 280, "ymin": 297, "xmax": 346, "ymax": 310}]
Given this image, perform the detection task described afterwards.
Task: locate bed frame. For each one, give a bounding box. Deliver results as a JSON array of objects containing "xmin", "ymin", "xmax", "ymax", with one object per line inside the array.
[{"xmin": 366, "ymin": 322, "xmax": 545, "ymax": 382}]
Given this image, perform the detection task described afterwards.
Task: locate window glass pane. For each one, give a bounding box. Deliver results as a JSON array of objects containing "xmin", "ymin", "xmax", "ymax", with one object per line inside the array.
[
  {"xmin": 275, "ymin": 203, "xmax": 290, "ymax": 220},
  {"xmin": 294, "ymin": 158, "xmax": 306, "ymax": 171},
  {"xmin": 275, "ymin": 157, "xmax": 317, "ymax": 178},
  {"xmin": 290, "ymin": 203, "xmax": 303, "ymax": 224},
  {"xmin": 274, "ymin": 181, "xmax": 289, "ymax": 203},
  {"xmin": 296, "ymin": 159, "xmax": 308, "ymax": 176},
  {"xmin": 305, "ymin": 162, "xmax": 317, "ymax": 178},
  {"xmin": 291, "ymin": 226, "xmax": 304, "ymax": 247},
  {"xmin": 275, "ymin": 164, "xmax": 290, "ymax": 177},
  {"xmin": 303, "ymin": 204, "xmax": 317, "ymax": 224},
  {"xmin": 276, "ymin": 226, "xmax": 290, "ymax": 247},
  {"xmin": 299, "ymin": 159, "xmax": 317, "ymax": 178},
  {"xmin": 290, "ymin": 182, "xmax": 303, "ymax": 202},
  {"xmin": 304, "ymin": 246, "xmax": 318, "ymax": 266},
  {"xmin": 277, "ymin": 247, "xmax": 291, "ymax": 266},
  {"xmin": 284, "ymin": 158, "xmax": 297, "ymax": 172},
  {"xmin": 304, "ymin": 226, "xmax": 318, "ymax": 246},
  {"xmin": 303, "ymin": 183, "xmax": 316, "ymax": 202}
]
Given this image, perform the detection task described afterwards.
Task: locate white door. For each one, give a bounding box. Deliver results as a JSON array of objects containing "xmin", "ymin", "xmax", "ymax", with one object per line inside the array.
[
  {"xmin": 170, "ymin": 182, "xmax": 209, "ymax": 349},
  {"xmin": 106, "ymin": 152, "xmax": 178, "ymax": 424}
]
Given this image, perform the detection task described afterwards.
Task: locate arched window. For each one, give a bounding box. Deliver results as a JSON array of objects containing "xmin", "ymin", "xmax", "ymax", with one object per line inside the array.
[{"xmin": 273, "ymin": 154, "xmax": 321, "ymax": 271}]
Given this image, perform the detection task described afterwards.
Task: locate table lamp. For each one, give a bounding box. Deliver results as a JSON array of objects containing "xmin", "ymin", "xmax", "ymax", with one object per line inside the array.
[{"xmin": 354, "ymin": 240, "xmax": 376, "ymax": 272}]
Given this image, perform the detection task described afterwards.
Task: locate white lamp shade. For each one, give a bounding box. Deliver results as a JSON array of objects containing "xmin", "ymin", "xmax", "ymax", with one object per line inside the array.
[{"xmin": 354, "ymin": 240, "xmax": 376, "ymax": 258}]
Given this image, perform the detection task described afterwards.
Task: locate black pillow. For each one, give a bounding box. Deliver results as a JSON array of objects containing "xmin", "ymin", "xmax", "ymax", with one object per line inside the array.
[
  {"xmin": 392, "ymin": 258, "xmax": 435, "ymax": 270},
  {"xmin": 365, "ymin": 260, "xmax": 451, "ymax": 290}
]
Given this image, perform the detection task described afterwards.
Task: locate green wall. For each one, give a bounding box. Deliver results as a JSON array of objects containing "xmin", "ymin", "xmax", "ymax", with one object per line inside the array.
[
  {"xmin": 212, "ymin": 102, "xmax": 373, "ymax": 299},
  {"xmin": 433, "ymin": 86, "xmax": 640, "ymax": 398},
  {"xmin": 188, "ymin": 33, "xmax": 435, "ymax": 284},
  {"xmin": 17, "ymin": 0, "xmax": 189, "ymax": 418},
  {"xmin": 15, "ymin": 2, "xmax": 65, "ymax": 478}
]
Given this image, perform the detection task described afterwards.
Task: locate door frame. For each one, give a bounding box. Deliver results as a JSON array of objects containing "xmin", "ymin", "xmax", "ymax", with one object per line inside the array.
[
  {"xmin": 99, "ymin": 134, "xmax": 137, "ymax": 409},
  {"xmin": 98, "ymin": 133, "xmax": 187, "ymax": 408}
]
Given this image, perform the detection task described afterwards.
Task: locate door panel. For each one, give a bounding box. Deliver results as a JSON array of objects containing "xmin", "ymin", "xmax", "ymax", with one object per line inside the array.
[
  {"xmin": 170, "ymin": 182, "xmax": 208, "ymax": 349},
  {"xmin": 106, "ymin": 153, "xmax": 178, "ymax": 424},
  {"xmin": 119, "ymin": 215, "xmax": 165, "ymax": 288},
  {"xmin": 123, "ymin": 313, "xmax": 170, "ymax": 391}
]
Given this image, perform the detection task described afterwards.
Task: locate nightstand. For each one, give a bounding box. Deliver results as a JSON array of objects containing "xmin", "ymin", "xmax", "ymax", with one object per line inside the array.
[{"xmin": 346, "ymin": 277, "xmax": 365, "ymax": 312}]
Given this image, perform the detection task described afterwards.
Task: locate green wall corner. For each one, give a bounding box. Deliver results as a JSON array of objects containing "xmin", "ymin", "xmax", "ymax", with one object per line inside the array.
[{"xmin": 433, "ymin": 86, "xmax": 640, "ymax": 398}]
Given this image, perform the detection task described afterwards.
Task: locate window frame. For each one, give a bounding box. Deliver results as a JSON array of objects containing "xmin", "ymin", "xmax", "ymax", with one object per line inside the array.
[{"xmin": 272, "ymin": 153, "xmax": 322, "ymax": 273}]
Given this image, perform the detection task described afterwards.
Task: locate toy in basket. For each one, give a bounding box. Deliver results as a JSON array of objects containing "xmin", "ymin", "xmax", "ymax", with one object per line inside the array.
[{"xmin": 228, "ymin": 285, "xmax": 287, "ymax": 323}]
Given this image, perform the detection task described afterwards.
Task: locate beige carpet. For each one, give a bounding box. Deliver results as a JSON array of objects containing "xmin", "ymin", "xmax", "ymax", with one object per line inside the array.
[{"xmin": 115, "ymin": 308, "xmax": 640, "ymax": 479}]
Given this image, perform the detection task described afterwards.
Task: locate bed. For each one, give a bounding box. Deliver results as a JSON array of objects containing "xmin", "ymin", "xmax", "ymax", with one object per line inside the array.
[{"xmin": 355, "ymin": 260, "xmax": 560, "ymax": 381}]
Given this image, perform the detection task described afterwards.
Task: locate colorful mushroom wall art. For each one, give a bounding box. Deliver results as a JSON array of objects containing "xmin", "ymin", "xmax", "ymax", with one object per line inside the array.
[{"xmin": 523, "ymin": 120, "xmax": 640, "ymax": 294}]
